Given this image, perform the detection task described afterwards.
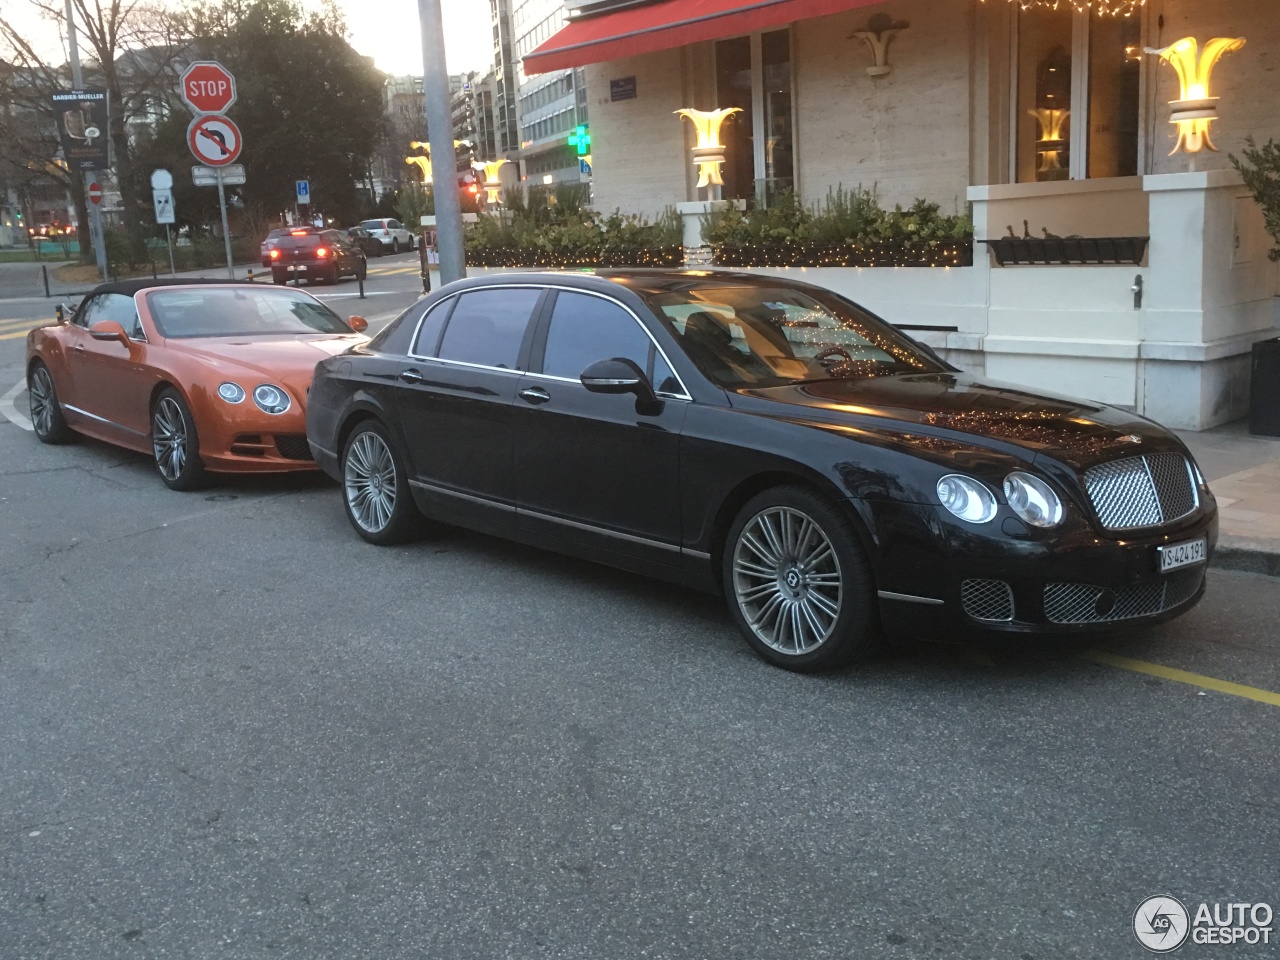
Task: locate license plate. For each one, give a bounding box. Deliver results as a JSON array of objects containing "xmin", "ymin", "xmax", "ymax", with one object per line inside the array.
[
  {"xmin": 1158, "ymin": 537, "xmax": 1206, "ymax": 572},
  {"xmin": 288, "ymin": 265, "xmax": 306, "ymax": 271}
]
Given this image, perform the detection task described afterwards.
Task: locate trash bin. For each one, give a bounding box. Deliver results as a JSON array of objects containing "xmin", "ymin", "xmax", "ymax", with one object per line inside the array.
[{"xmin": 1249, "ymin": 337, "xmax": 1280, "ymax": 437}]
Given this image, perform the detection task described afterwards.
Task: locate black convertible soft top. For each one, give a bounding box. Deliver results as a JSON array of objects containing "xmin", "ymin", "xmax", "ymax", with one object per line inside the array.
[{"xmin": 81, "ymin": 277, "xmax": 254, "ymax": 298}]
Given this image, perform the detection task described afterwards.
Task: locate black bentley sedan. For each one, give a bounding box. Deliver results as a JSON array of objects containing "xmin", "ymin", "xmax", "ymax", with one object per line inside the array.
[{"xmin": 306, "ymin": 270, "xmax": 1217, "ymax": 671}]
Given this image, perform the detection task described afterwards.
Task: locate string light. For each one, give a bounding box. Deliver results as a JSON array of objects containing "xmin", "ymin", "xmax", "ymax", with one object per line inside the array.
[
  {"xmin": 710, "ymin": 240, "xmax": 971, "ymax": 269},
  {"xmin": 983, "ymin": 0, "xmax": 1145, "ymax": 17}
]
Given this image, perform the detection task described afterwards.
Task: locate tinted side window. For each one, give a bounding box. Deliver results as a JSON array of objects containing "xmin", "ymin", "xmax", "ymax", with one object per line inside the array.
[
  {"xmin": 437, "ymin": 288, "xmax": 541, "ymax": 369},
  {"xmin": 82, "ymin": 293, "xmax": 142, "ymax": 338},
  {"xmin": 411, "ymin": 297, "xmax": 455, "ymax": 356},
  {"xmin": 387, "ymin": 220, "xmax": 402, "ymax": 230},
  {"xmin": 542, "ymin": 292, "xmax": 653, "ymax": 380}
]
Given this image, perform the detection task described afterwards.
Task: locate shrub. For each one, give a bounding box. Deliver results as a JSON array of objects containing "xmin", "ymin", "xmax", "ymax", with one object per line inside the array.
[{"xmin": 1230, "ymin": 137, "xmax": 1280, "ymax": 261}]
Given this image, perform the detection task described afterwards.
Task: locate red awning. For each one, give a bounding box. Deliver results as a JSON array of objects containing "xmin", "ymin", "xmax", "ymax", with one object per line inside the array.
[{"xmin": 524, "ymin": 0, "xmax": 882, "ymax": 75}]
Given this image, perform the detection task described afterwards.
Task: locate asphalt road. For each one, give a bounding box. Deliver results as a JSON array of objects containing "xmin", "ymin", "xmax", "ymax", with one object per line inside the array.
[{"xmin": 1, "ymin": 263, "xmax": 1279, "ymax": 959}]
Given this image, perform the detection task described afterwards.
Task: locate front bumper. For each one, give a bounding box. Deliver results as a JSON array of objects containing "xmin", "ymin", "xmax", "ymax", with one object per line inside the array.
[{"xmin": 866, "ymin": 499, "xmax": 1218, "ymax": 640}]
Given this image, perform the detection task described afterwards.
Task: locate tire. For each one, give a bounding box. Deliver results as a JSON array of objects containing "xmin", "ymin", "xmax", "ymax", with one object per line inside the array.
[
  {"xmin": 272, "ymin": 270, "xmax": 287, "ymax": 285},
  {"xmin": 390, "ymin": 238, "xmax": 400, "ymax": 255},
  {"xmin": 151, "ymin": 387, "xmax": 207, "ymax": 491},
  {"xmin": 27, "ymin": 361, "xmax": 74, "ymax": 444},
  {"xmin": 340, "ymin": 420, "xmax": 425, "ymax": 545},
  {"xmin": 722, "ymin": 485, "xmax": 879, "ymax": 672}
]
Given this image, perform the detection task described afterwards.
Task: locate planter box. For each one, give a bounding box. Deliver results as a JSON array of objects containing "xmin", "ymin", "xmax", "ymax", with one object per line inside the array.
[{"xmin": 979, "ymin": 236, "xmax": 1149, "ymax": 266}]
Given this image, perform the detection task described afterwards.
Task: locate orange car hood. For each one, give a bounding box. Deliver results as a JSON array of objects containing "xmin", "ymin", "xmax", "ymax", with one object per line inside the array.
[{"xmin": 170, "ymin": 335, "xmax": 363, "ymax": 389}]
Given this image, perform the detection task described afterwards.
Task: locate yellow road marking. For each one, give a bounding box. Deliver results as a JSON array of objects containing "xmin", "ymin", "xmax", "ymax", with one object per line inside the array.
[
  {"xmin": 0, "ymin": 327, "xmax": 38, "ymax": 340},
  {"xmin": 0, "ymin": 317, "xmax": 50, "ymax": 330},
  {"xmin": 1081, "ymin": 650, "xmax": 1280, "ymax": 708}
]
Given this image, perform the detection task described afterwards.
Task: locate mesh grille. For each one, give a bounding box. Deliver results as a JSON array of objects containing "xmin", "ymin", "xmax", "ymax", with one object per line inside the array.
[
  {"xmin": 1084, "ymin": 453, "xmax": 1197, "ymax": 530},
  {"xmin": 961, "ymin": 579, "xmax": 1014, "ymax": 622},
  {"xmin": 274, "ymin": 435, "xmax": 313, "ymax": 461},
  {"xmin": 1043, "ymin": 569, "xmax": 1203, "ymax": 624}
]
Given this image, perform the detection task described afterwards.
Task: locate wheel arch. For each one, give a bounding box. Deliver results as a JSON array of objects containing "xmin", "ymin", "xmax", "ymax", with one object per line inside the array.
[{"xmin": 706, "ymin": 470, "xmax": 880, "ymax": 591}]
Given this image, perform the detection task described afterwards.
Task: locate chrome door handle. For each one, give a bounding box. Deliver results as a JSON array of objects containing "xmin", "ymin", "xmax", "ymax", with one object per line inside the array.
[
  {"xmin": 519, "ymin": 386, "xmax": 551, "ymax": 405},
  {"xmin": 399, "ymin": 368, "xmax": 425, "ymax": 384}
]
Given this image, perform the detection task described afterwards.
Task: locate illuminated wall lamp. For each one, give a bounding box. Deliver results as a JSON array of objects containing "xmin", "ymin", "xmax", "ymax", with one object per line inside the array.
[
  {"xmin": 480, "ymin": 159, "xmax": 508, "ymax": 205},
  {"xmin": 1146, "ymin": 36, "xmax": 1245, "ymax": 154},
  {"xmin": 675, "ymin": 107, "xmax": 742, "ymax": 196},
  {"xmin": 1028, "ymin": 108, "xmax": 1069, "ymax": 171}
]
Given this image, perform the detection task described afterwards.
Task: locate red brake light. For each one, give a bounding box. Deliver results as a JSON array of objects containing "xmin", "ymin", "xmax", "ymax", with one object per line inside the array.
[
  {"xmin": 316, "ymin": 247, "xmax": 328, "ymax": 258},
  {"xmin": 269, "ymin": 249, "xmax": 280, "ymax": 259},
  {"xmin": 290, "ymin": 230, "xmax": 308, "ymax": 236}
]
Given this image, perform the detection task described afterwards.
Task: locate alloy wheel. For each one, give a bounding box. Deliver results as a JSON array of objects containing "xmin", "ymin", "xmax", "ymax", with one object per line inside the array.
[
  {"xmin": 731, "ymin": 506, "xmax": 843, "ymax": 655},
  {"xmin": 152, "ymin": 396, "xmax": 189, "ymax": 481},
  {"xmin": 344, "ymin": 431, "xmax": 398, "ymax": 533},
  {"xmin": 28, "ymin": 366, "xmax": 56, "ymax": 437}
]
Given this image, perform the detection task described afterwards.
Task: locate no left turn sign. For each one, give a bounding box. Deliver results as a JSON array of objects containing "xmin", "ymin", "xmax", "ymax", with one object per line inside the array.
[{"xmin": 187, "ymin": 114, "xmax": 242, "ymax": 166}]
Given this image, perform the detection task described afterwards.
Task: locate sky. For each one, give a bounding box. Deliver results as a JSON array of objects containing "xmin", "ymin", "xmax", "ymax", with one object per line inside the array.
[{"xmin": 3, "ymin": 0, "xmax": 495, "ymax": 77}]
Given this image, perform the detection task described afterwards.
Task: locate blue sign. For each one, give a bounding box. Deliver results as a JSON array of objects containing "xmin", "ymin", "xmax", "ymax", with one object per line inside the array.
[
  {"xmin": 579, "ymin": 158, "xmax": 592, "ymax": 176},
  {"xmin": 295, "ymin": 179, "xmax": 310, "ymax": 203}
]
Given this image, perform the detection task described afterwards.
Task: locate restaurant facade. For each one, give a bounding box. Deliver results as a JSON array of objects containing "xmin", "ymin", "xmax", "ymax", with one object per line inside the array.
[{"xmin": 524, "ymin": 0, "xmax": 1280, "ymax": 429}]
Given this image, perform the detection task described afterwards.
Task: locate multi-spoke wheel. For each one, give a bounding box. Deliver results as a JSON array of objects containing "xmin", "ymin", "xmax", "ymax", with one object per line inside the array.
[
  {"xmin": 723, "ymin": 486, "xmax": 878, "ymax": 671},
  {"xmin": 340, "ymin": 420, "xmax": 424, "ymax": 545},
  {"xmin": 27, "ymin": 361, "xmax": 74, "ymax": 444},
  {"xmin": 151, "ymin": 388, "xmax": 206, "ymax": 490}
]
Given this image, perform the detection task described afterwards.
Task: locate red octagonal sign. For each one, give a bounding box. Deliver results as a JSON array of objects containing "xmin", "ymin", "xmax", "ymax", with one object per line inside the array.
[{"xmin": 180, "ymin": 61, "xmax": 237, "ymax": 115}]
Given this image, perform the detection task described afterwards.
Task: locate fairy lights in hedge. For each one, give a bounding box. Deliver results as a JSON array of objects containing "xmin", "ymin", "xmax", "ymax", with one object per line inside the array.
[
  {"xmin": 982, "ymin": 0, "xmax": 1144, "ymax": 16},
  {"xmin": 708, "ymin": 240, "xmax": 971, "ymax": 269}
]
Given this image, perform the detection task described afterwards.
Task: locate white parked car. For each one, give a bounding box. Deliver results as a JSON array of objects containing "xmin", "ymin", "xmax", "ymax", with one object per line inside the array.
[{"xmin": 358, "ymin": 218, "xmax": 416, "ymax": 253}]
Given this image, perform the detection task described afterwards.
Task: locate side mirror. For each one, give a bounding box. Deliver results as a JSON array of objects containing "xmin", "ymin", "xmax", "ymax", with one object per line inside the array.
[
  {"xmin": 348, "ymin": 315, "xmax": 368, "ymax": 333},
  {"xmin": 89, "ymin": 320, "xmax": 130, "ymax": 345},
  {"xmin": 580, "ymin": 358, "xmax": 661, "ymax": 413}
]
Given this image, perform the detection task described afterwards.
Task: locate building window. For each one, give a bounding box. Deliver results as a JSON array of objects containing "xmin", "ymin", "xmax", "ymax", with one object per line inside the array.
[
  {"xmin": 714, "ymin": 28, "xmax": 794, "ymax": 205},
  {"xmin": 1014, "ymin": 7, "xmax": 1140, "ymax": 182}
]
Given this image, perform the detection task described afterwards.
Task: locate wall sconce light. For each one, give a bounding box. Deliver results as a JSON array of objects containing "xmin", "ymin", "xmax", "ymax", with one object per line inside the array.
[
  {"xmin": 480, "ymin": 159, "xmax": 508, "ymax": 205},
  {"xmin": 1027, "ymin": 108, "xmax": 1069, "ymax": 171},
  {"xmin": 675, "ymin": 107, "xmax": 742, "ymax": 194},
  {"xmin": 1146, "ymin": 36, "xmax": 1245, "ymax": 154},
  {"xmin": 849, "ymin": 13, "xmax": 909, "ymax": 78}
]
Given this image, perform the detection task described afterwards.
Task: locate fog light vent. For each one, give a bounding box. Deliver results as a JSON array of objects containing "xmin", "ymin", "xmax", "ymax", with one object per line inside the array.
[{"xmin": 961, "ymin": 579, "xmax": 1014, "ymax": 622}]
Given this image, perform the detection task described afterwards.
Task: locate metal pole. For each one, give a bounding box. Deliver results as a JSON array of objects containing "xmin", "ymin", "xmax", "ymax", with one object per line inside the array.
[
  {"xmin": 216, "ymin": 168, "xmax": 233, "ymax": 279},
  {"xmin": 64, "ymin": 0, "xmax": 108, "ymax": 281},
  {"xmin": 42, "ymin": 264, "xmax": 50, "ymax": 297},
  {"xmin": 165, "ymin": 223, "xmax": 176, "ymax": 276},
  {"xmin": 417, "ymin": 0, "xmax": 465, "ymax": 285}
]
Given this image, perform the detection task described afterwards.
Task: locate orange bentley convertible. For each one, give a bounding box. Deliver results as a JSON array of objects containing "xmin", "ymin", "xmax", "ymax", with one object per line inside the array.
[{"xmin": 26, "ymin": 279, "xmax": 368, "ymax": 490}]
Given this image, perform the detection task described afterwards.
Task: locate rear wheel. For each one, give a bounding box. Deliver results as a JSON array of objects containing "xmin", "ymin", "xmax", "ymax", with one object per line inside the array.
[
  {"xmin": 27, "ymin": 362, "xmax": 74, "ymax": 444},
  {"xmin": 722, "ymin": 485, "xmax": 879, "ymax": 672},
  {"xmin": 151, "ymin": 388, "xmax": 206, "ymax": 491},
  {"xmin": 341, "ymin": 420, "xmax": 425, "ymax": 545}
]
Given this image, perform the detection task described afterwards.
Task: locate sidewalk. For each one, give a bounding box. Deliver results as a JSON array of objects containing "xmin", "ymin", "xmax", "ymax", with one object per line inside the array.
[{"xmin": 1178, "ymin": 420, "xmax": 1280, "ymax": 576}]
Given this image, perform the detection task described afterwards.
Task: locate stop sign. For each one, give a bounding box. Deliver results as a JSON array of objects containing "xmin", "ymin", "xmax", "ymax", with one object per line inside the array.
[
  {"xmin": 180, "ymin": 61, "xmax": 237, "ymax": 114},
  {"xmin": 88, "ymin": 182, "xmax": 102, "ymax": 205}
]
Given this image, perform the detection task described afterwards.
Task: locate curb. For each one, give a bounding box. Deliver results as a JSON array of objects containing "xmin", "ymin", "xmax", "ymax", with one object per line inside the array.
[{"xmin": 1212, "ymin": 537, "xmax": 1280, "ymax": 577}]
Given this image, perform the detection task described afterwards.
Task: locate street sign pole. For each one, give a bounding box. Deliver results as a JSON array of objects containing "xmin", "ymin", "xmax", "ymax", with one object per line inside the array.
[
  {"xmin": 64, "ymin": 0, "xmax": 108, "ymax": 279},
  {"xmin": 164, "ymin": 224, "xmax": 176, "ymax": 276},
  {"xmin": 216, "ymin": 167, "xmax": 233, "ymax": 279},
  {"xmin": 418, "ymin": 0, "xmax": 465, "ymax": 285}
]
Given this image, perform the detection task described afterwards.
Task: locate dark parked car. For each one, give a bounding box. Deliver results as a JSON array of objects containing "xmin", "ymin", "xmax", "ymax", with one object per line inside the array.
[
  {"xmin": 259, "ymin": 227, "xmax": 291, "ymax": 266},
  {"xmin": 306, "ymin": 270, "xmax": 1217, "ymax": 672},
  {"xmin": 346, "ymin": 226, "xmax": 384, "ymax": 257},
  {"xmin": 268, "ymin": 228, "xmax": 366, "ymax": 286}
]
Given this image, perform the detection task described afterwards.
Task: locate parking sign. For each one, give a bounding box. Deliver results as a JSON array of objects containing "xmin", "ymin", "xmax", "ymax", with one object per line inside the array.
[{"xmin": 296, "ymin": 180, "xmax": 310, "ymax": 204}]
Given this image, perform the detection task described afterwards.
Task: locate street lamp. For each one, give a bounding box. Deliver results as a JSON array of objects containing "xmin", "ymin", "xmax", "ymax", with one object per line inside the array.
[
  {"xmin": 675, "ymin": 107, "xmax": 742, "ymax": 197},
  {"xmin": 1147, "ymin": 36, "xmax": 1246, "ymax": 154}
]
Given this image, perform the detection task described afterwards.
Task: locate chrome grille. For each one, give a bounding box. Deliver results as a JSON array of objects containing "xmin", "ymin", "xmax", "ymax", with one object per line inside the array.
[
  {"xmin": 1043, "ymin": 569, "xmax": 1203, "ymax": 624},
  {"xmin": 961, "ymin": 579, "xmax": 1014, "ymax": 622},
  {"xmin": 1083, "ymin": 453, "xmax": 1197, "ymax": 530}
]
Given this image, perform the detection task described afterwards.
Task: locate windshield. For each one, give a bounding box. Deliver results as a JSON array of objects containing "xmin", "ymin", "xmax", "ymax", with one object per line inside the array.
[
  {"xmin": 145, "ymin": 287, "xmax": 352, "ymax": 339},
  {"xmin": 645, "ymin": 284, "xmax": 944, "ymax": 388}
]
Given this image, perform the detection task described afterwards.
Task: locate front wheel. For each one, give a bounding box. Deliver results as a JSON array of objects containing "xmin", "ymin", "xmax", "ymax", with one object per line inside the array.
[
  {"xmin": 28, "ymin": 362, "xmax": 74, "ymax": 444},
  {"xmin": 151, "ymin": 388, "xmax": 206, "ymax": 490},
  {"xmin": 341, "ymin": 420, "xmax": 425, "ymax": 545},
  {"xmin": 390, "ymin": 238, "xmax": 400, "ymax": 255},
  {"xmin": 722, "ymin": 486, "xmax": 879, "ymax": 672}
]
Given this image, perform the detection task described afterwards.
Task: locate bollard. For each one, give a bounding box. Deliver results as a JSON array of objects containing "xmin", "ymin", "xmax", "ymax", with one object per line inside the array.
[
  {"xmin": 358, "ymin": 272, "xmax": 365, "ymax": 299},
  {"xmin": 152, "ymin": 260, "xmax": 158, "ymax": 279},
  {"xmin": 42, "ymin": 264, "xmax": 50, "ymax": 298}
]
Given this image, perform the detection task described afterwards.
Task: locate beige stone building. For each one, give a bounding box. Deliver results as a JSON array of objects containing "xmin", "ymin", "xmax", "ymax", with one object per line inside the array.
[{"xmin": 523, "ymin": 0, "xmax": 1280, "ymax": 430}]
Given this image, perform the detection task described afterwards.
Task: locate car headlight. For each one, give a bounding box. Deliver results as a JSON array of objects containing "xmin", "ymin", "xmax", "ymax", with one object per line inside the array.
[
  {"xmin": 1003, "ymin": 472, "xmax": 1064, "ymax": 528},
  {"xmin": 217, "ymin": 382, "xmax": 245, "ymax": 404},
  {"xmin": 253, "ymin": 384, "xmax": 291, "ymax": 415},
  {"xmin": 936, "ymin": 474, "xmax": 997, "ymax": 524}
]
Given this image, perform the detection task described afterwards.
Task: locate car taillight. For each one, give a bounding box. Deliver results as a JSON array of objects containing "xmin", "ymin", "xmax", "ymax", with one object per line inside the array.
[
  {"xmin": 290, "ymin": 230, "xmax": 308, "ymax": 236},
  {"xmin": 316, "ymin": 247, "xmax": 328, "ymax": 258},
  {"xmin": 269, "ymin": 249, "xmax": 280, "ymax": 259}
]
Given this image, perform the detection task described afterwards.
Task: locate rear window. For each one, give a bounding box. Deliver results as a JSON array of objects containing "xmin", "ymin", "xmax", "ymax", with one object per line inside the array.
[{"xmin": 277, "ymin": 235, "xmax": 323, "ymax": 250}]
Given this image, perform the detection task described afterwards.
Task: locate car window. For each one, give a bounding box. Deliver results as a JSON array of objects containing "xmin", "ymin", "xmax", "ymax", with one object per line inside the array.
[
  {"xmin": 542, "ymin": 292, "xmax": 654, "ymax": 380},
  {"xmin": 81, "ymin": 292, "xmax": 143, "ymax": 338},
  {"xmin": 387, "ymin": 220, "xmax": 401, "ymax": 230},
  {"xmin": 436, "ymin": 288, "xmax": 540, "ymax": 369},
  {"xmin": 411, "ymin": 298, "xmax": 455, "ymax": 356}
]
